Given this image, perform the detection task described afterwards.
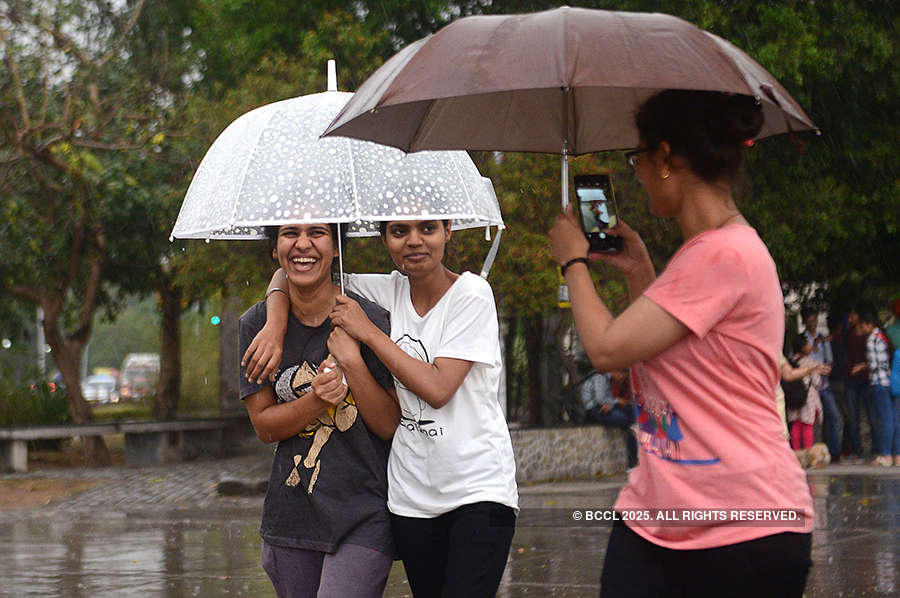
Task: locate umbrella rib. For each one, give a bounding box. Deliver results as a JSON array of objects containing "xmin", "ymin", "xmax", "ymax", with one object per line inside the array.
[
  {"xmin": 408, "ymin": 99, "xmax": 437, "ymax": 152},
  {"xmin": 226, "ymin": 108, "xmax": 275, "ymax": 236},
  {"xmin": 343, "ymin": 134, "xmax": 361, "ymax": 219},
  {"xmin": 448, "ymin": 153, "xmax": 474, "ymax": 214}
]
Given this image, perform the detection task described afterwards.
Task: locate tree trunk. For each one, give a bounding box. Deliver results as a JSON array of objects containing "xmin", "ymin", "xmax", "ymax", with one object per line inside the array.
[
  {"xmin": 155, "ymin": 282, "xmax": 182, "ymax": 420},
  {"xmin": 503, "ymin": 315, "xmax": 518, "ymax": 421},
  {"xmin": 44, "ymin": 321, "xmax": 111, "ymax": 467},
  {"xmin": 540, "ymin": 311, "xmax": 564, "ymax": 425},
  {"xmin": 218, "ymin": 292, "xmax": 242, "ymax": 413},
  {"xmin": 523, "ymin": 312, "xmax": 544, "ymax": 427}
]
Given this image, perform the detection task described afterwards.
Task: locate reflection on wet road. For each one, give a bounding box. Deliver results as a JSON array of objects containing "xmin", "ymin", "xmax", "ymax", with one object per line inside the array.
[{"xmin": 0, "ymin": 471, "xmax": 896, "ymax": 597}]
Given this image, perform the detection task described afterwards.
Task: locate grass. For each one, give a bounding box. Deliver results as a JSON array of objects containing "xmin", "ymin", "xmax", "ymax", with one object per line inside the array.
[
  {"xmin": 91, "ymin": 401, "xmax": 225, "ymax": 421},
  {"xmin": 91, "ymin": 402, "xmax": 152, "ymax": 421}
]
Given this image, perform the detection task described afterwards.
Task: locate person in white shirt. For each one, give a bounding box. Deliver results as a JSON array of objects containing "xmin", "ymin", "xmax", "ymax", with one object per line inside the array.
[{"xmin": 244, "ymin": 219, "xmax": 518, "ymax": 598}]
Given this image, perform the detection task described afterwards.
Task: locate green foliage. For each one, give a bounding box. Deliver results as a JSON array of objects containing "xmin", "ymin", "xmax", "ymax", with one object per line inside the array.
[
  {"xmin": 88, "ymin": 297, "xmax": 161, "ymax": 371},
  {"xmin": 88, "ymin": 295, "xmax": 222, "ymax": 412},
  {"xmin": 189, "ymin": 3, "xmax": 394, "ymax": 94},
  {"xmin": 0, "ymin": 369, "xmax": 71, "ymax": 428},
  {"xmin": 178, "ymin": 302, "xmax": 223, "ymax": 413},
  {"xmin": 5, "ymin": 0, "xmax": 898, "ymax": 425}
]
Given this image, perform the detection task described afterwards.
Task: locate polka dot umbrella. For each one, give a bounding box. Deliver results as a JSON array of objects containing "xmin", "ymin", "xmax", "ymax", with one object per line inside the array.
[{"xmin": 170, "ymin": 63, "xmax": 505, "ymax": 280}]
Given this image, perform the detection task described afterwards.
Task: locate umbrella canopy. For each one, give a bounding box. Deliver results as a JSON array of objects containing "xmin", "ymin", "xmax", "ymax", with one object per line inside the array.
[
  {"xmin": 170, "ymin": 90, "xmax": 504, "ymax": 241},
  {"xmin": 323, "ymin": 6, "xmax": 817, "ymax": 155}
]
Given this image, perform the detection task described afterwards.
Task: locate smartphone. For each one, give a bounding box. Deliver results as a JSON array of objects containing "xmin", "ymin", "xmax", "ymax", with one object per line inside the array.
[{"xmin": 574, "ymin": 174, "xmax": 622, "ymax": 253}]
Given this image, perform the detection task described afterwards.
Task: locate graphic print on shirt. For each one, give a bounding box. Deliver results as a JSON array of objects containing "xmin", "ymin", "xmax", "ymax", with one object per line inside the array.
[
  {"xmin": 395, "ymin": 333, "xmax": 443, "ymax": 437},
  {"xmin": 632, "ymin": 365, "xmax": 720, "ymax": 466},
  {"xmin": 273, "ymin": 356, "xmax": 358, "ymax": 493}
]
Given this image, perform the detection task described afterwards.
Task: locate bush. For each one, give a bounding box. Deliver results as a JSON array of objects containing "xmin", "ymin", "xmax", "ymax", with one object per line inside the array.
[
  {"xmin": 0, "ymin": 381, "xmax": 71, "ymax": 428},
  {"xmin": 0, "ymin": 368, "xmax": 72, "ymax": 449}
]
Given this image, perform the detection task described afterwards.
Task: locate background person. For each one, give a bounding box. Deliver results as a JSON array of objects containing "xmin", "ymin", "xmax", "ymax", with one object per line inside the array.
[
  {"xmin": 843, "ymin": 308, "xmax": 875, "ymax": 456},
  {"xmin": 852, "ymin": 312, "xmax": 897, "ymax": 466},
  {"xmin": 800, "ymin": 308, "xmax": 841, "ymax": 461},
  {"xmin": 549, "ymin": 90, "xmax": 813, "ymax": 597},
  {"xmin": 885, "ymin": 298, "xmax": 900, "ymax": 350},
  {"xmin": 778, "ymin": 354, "xmax": 831, "ymax": 441},
  {"xmin": 826, "ymin": 313, "xmax": 854, "ymax": 461},
  {"xmin": 246, "ymin": 219, "xmax": 519, "ymax": 598},
  {"xmin": 239, "ymin": 223, "xmax": 398, "ymax": 598},
  {"xmin": 579, "ymin": 369, "xmax": 638, "ymax": 468},
  {"xmin": 786, "ymin": 334, "xmax": 825, "ymax": 452}
]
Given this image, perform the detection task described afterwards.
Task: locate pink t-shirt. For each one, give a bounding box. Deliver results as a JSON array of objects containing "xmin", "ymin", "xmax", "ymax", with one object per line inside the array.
[{"xmin": 614, "ymin": 225, "xmax": 814, "ymax": 549}]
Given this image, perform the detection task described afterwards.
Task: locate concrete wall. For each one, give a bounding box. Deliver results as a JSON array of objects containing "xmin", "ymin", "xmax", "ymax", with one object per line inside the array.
[{"xmin": 509, "ymin": 425, "xmax": 628, "ymax": 483}]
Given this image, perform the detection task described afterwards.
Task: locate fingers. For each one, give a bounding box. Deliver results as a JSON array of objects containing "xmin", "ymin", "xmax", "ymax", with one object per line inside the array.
[
  {"xmin": 242, "ymin": 340, "xmax": 282, "ymax": 384},
  {"xmin": 329, "ymin": 327, "xmax": 357, "ymax": 345},
  {"xmin": 241, "ymin": 337, "xmax": 259, "ymax": 367},
  {"xmin": 242, "ymin": 341, "xmax": 261, "ymax": 376},
  {"xmin": 262, "ymin": 350, "xmax": 282, "ymax": 383},
  {"xmin": 330, "ymin": 298, "xmax": 374, "ymax": 342},
  {"xmin": 549, "ymin": 209, "xmax": 590, "ymax": 264},
  {"xmin": 311, "ymin": 362, "xmax": 347, "ymax": 406},
  {"xmin": 245, "ymin": 345, "xmax": 266, "ymax": 381}
]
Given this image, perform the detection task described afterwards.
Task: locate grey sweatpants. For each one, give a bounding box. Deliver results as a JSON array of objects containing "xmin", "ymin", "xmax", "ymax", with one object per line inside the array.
[{"xmin": 261, "ymin": 541, "xmax": 392, "ymax": 598}]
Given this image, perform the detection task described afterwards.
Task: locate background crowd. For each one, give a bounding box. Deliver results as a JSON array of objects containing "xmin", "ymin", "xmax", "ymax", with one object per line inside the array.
[{"xmin": 785, "ymin": 302, "xmax": 900, "ymax": 466}]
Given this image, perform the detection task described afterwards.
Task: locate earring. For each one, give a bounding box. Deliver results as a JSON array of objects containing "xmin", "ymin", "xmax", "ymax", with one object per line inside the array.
[{"xmin": 661, "ymin": 167, "xmax": 670, "ymax": 180}]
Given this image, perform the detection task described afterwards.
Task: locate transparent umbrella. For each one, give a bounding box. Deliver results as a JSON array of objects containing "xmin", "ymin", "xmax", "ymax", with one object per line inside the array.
[{"xmin": 170, "ymin": 63, "xmax": 505, "ymax": 280}]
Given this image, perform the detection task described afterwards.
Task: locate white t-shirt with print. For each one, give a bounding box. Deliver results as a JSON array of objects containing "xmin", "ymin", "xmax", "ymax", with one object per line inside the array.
[{"xmin": 345, "ymin": 271, "xmax": 519, "ymax": 518}]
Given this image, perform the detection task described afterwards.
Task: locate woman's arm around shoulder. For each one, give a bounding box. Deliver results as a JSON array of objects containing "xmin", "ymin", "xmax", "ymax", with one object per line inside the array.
[{"xmin": 242, "ymin": 268, "xmax": 291, "ymax": 383}]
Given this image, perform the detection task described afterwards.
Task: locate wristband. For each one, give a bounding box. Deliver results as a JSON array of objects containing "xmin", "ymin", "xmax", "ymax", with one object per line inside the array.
[
  {"xmin": 265, "ymin": 287, "xmax": 288, "ymax": 299},
  {"xmin": 560, "ymin": 257, "xmax": 589, "ymax": 277}
]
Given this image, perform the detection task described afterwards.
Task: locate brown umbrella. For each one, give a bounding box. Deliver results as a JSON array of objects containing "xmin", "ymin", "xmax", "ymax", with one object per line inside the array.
[{"xmin": 324, "ymin": 7, "xmax": 816, "ymax": 170}]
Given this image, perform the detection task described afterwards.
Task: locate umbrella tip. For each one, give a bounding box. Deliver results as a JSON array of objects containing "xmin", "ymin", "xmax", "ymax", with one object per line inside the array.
[{"xmin": 327, "ymin": 60, "xmax": 337, "ymax": 92}]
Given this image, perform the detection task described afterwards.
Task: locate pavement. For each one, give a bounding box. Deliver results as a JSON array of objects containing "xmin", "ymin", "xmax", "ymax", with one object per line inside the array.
[{"xmin": 1, "ymin": 442, "xmax": 898, "ymax": 597}]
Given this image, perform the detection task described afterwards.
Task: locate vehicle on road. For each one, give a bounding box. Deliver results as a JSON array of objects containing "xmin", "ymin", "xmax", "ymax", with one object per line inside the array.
[
  {"xmin": 81, "ymin": 373, "xmax": 118, "ymax": 403},
  {"xmin": 118, "ymin": 353, "xmax": 160, "ymax": 401}
]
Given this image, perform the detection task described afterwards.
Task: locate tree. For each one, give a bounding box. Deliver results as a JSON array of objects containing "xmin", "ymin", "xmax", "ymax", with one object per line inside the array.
[{"xmin": 1, "ymin": 0, "xmax": 161, "ymax": 464}]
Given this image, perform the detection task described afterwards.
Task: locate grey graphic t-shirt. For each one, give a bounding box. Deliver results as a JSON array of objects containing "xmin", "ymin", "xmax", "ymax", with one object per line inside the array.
[{"xmin": 239, "ymin": 291, "xmax": 394, "ymax": 555}]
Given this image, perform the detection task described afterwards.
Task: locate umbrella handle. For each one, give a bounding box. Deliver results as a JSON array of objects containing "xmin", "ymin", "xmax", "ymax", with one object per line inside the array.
[
  {"xmin": 479, "ymin": 228, "xmax": 503, "ymax": 279},
  {"xmin": 337, "ymin": 222, "xmax": 345, "ymax": 294}
]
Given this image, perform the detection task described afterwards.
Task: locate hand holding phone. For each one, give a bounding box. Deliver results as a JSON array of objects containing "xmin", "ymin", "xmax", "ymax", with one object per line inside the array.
[{"xmin": 574, "ymin": 174, "xmax": 623, "ymax": 253}]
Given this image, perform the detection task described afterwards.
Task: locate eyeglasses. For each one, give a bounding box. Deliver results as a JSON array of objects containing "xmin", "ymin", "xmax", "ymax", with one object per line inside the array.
[{"xmin": 625, "ymin": 148, "xmax": 649, "ymax": 172}]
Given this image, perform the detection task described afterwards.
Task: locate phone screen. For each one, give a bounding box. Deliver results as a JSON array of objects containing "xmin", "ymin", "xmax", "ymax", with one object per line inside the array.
[
  {"xmin": 574, "ymin": 174, "xmax": 622, "ymax": 253},
  {"xmin": 576, "ymin": 187, "xmax": 617, "ymax": 235}
]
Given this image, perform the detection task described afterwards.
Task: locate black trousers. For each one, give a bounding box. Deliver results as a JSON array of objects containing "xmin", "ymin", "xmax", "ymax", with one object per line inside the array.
[
  {"xmin": 391, "ymin": 501, "xmax": 516, "ymax": 598},
  {"xmin": 600, "ymin": 519, "xmax": 812, "ymax": 598}
]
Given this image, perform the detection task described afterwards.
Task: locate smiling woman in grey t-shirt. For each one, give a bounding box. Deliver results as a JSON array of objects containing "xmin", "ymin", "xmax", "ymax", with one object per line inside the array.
[{"xmin": 239, "ymin": 222, "xmax": 398, "ymax": 598}]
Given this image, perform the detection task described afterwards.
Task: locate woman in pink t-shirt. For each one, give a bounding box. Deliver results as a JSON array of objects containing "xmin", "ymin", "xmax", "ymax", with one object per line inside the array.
[{"xmin": 549, "ymin": 90, "xmax": 813, "ymax": 597}]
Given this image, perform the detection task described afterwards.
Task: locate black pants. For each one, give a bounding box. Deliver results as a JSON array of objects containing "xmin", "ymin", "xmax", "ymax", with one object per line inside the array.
[
  {"xmin": 600, "ymin": 520, "xmax": 811, "ymax": 598},
  {"xmin": 391, "ymin": 501, "xmax": 516, "ymax": 598}
]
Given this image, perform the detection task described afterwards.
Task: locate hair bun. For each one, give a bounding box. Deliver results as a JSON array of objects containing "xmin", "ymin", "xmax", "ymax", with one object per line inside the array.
[
  {"xmin": 635, "ymin": 90, "xmax": 764, "ymax": 183},
  {"xmin": 723, "ymin": 94, "xmax": 764, "ymax": 145}
]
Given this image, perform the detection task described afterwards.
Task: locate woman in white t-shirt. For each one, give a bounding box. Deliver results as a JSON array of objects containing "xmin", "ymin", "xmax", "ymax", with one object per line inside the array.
[{"xmin": 244, "ymin": 219, "xmax": 518, "ymax": 598}]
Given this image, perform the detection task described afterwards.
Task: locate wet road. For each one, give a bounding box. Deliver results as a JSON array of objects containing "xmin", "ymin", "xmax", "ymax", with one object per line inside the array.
[{"xmin": 1, "ymin": 454, "xmax": 897, "ymax": 597}]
